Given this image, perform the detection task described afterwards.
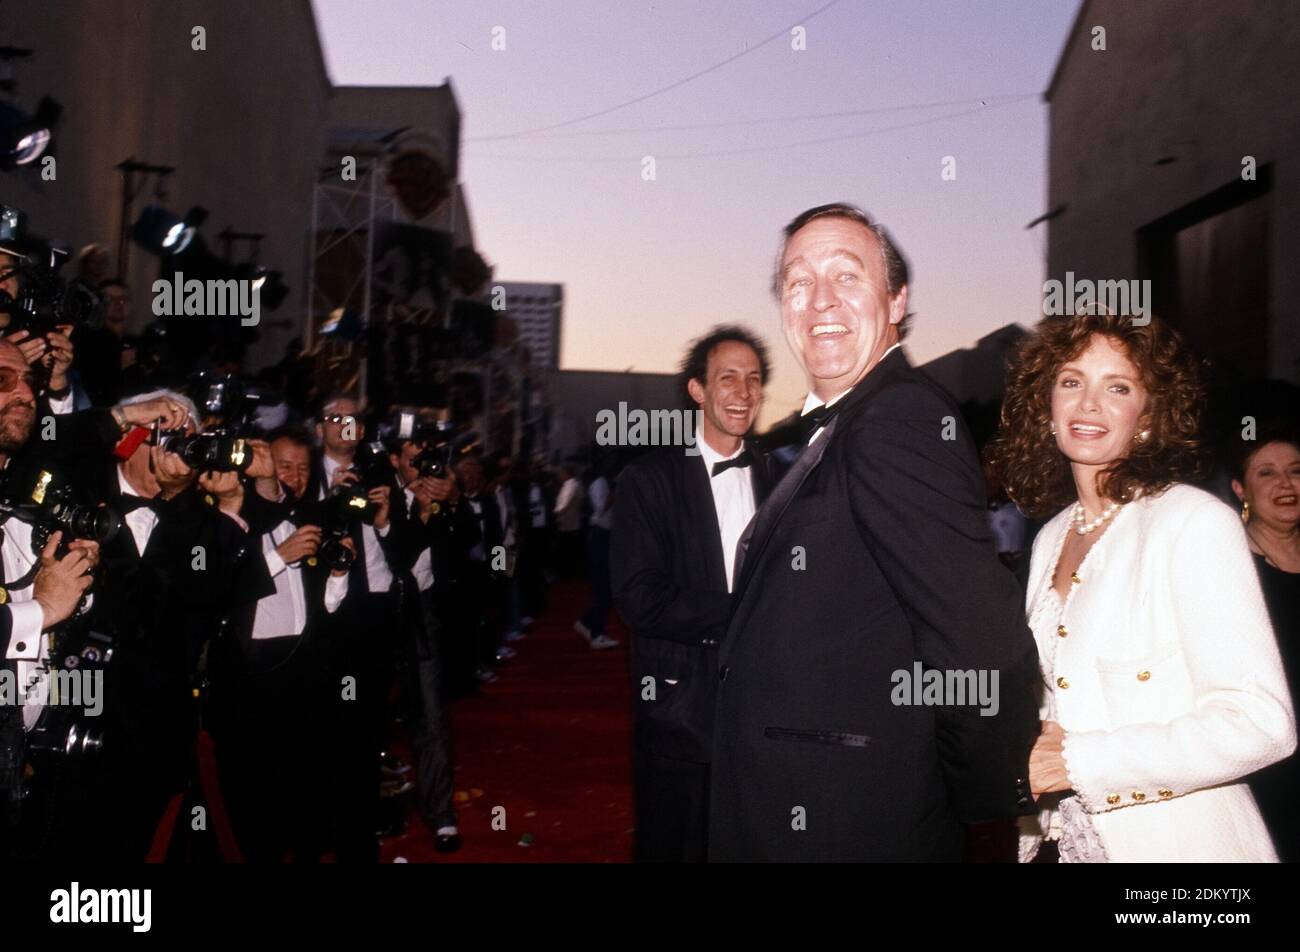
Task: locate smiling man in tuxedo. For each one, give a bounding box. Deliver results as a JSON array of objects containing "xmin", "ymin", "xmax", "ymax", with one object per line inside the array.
[
  {"xmin": 612, "ymin": 324, "xmax": 772, "ymax": 862},
  {"xmin": 708, "ymin": 204, "xmax": 1039, "ymax": 862}
]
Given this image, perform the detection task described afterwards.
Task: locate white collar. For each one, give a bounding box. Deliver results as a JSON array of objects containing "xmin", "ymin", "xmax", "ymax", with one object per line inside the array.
[
  {"xmin": 696, "ymin": 433, "xmax": 746, "ymax": 471},
  {"xmin": 801, "ymin": 342, "xmax": 902, "ymax": 414}
]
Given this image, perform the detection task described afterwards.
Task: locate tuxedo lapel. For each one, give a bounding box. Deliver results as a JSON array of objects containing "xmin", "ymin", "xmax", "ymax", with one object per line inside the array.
[
  {"xmin": 731, "ymin": 414, "xmax": 839, "ymax": 604},
  {"xmin": 679, "ymin": 449, "xmax": 728, "ymax": 594},
  {"xmin": 746, "ymin": 439, "xmax": 772, "ymax": 505}
]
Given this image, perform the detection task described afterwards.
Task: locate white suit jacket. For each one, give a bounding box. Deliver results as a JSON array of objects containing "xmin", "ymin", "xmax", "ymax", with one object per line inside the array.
[{"xmin": 1023, "ymin": 483, "xmax": 1296, "ymax": 862}]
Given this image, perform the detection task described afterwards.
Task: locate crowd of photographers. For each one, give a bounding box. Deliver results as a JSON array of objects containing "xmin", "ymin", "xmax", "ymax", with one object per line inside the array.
[{"xmin": 0, "ymin": 230, "xmax": 565, "ymax": 863}]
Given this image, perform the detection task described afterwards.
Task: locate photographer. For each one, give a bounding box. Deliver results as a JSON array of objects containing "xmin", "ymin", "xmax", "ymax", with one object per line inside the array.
[
  {"xmin": 77, "ymin": 388, "xmax": 272, "ymax": 859},
  {"xmin": 386, "ymin": 428, "xmax": 476, "ymax": 853},
  {"xmin": 208, "ymin": 427, "xmax": 354, "ymax": 862},
  {"xmin": 307, "ymin": 394, "xmax": 397, "ymax": 863},
  {"xmin": 0, "ymin": 338, "xmax": 102, "ymax": 860}
]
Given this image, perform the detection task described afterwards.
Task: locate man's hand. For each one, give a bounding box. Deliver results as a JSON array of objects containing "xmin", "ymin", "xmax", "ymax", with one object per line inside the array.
[
  {"xmin": 154, "ymin": 448, "xmax": 195, "ymax": 498},
  {"xmin": 45, "ymin": 327, "xmax": 74, "ymax": 391},
  {"xmin": 330, "ymin": 467, "xmax": 359, "ymax": 489},
  {"xmin": 331, "ymin": 536, "xmax": 357, "ymax": 577},
  {"xmin": 369, "ymin": 484, "xmax": 391, "ymax": 530},
  {"xmin": 66, "ymin": 538, "xmax": 101, "ymax": 572},
  {"xmin": 276, "ymin": 525, "xmax": 321, "ymax": 565},
  {"xmin": 119, "ymin": 397, "xmax": 190, "ymax": 431},
  {"xmin": 4, "ymin": 328, "xmax": 47, "ymax": 366},
  {"xmin": 412, "ymin": 475, "xmax": 455, "ymax": 523},
  {"xmin": 199, "ymin": 470, "xmax": 243, "ymax": 515},
  {"xmin": 32, "ymin": 532, "xmax": 95, "ymax": 629},
  {"xmin": 1029, "ymin": 720, "xmax": 1071, "ymax": 797},
  {"xmin": 245, "ymin": 439, "xmax": 274, "ymax": 479}
]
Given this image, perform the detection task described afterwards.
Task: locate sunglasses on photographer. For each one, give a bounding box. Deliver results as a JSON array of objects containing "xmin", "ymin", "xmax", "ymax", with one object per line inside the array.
[{"xmin": 0, "ymin": 367, "xmax": 38, "ymax": 394}]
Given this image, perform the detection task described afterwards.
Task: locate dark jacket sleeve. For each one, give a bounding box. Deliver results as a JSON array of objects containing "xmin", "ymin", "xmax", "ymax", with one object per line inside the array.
[
  {"xmin": 846, "ymin": 380, "xmax": 1040, "ymax": 822},
  {"xmin": 610, "ymin": 463, "xmax": 731, "ymax": 647}
]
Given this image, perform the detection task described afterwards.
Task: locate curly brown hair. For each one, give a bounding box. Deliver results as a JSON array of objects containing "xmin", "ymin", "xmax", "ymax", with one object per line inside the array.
[{"xmin": 987, "ymin": 313, "xmax": 1211, "ymax": 518}]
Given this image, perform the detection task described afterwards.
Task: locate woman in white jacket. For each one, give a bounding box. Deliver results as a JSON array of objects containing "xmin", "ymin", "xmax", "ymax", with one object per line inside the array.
[{"xmin": 989, "ymin": 312, "xmax": 1296, "ymax": 862}]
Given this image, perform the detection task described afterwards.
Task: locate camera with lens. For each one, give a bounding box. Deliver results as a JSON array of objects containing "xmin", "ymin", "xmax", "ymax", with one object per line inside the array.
[
  {"xmin": 152, "ymin": 425, "xmax": 254, "ymax": 474},
  {"xmin": 145, "ymin": 371, "xmax": 269, "ymax": 474},
  {"xmin": 386, "ymin": 409, "xmax": 479, "ymax": 482},
  {"xmin": 2, "ymin": 467, "xmax": 122, "ymax": 559},
  {"xmin": 289, "ymin": 490, "xmax": 370, "ymax": 572},
  {"xmin": 0, "ymin": 205, "xmax": 105, "ymax": 341}
]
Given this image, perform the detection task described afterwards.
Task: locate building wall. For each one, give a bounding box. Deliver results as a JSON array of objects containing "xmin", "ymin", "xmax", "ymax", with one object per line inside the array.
[
  {"xmin": 1045, "ymin": 0, "xmax": 1300, "ymax": 380},
  {"xmin": 7, "ymin": 0, "xmax": 467, "ymax": 371}
]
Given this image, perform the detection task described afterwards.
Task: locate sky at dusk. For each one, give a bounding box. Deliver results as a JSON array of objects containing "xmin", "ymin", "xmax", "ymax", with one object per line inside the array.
[{"xmin": 311, "ymin": 0, "xmax": 1081, "ymax": 425}]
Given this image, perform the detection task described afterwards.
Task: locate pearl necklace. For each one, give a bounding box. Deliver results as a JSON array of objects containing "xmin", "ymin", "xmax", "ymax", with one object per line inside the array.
[{"xmin": 1072, "ymin": 501, "xmax": 1122, "ymax": 535}]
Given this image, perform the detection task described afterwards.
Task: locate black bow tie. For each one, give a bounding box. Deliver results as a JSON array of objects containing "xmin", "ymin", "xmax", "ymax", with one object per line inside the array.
[
  {"xmin": 800, "ymin": 402, "xmax": 841, "ymax": 442},
  {"xmin": 711, "ymin": 449, "xmax": 753, "ymax": 478},
  {"xmin": 118, "ymin": 494, "xmax": 161, "ymax": 515}
]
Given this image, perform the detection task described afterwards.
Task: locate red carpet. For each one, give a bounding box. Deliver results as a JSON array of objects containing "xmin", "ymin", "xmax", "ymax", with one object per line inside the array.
[{"xmin": 379, "ymin": 581, "xmax": 634, "ymax": 863}]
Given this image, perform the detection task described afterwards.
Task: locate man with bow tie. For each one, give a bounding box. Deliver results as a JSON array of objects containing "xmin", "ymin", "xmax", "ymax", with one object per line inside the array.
[
  {"xmin": 707, "ymin": 204, "xmax": 1040, "ymax": 862},
  {"xmin": 611, "ymin": 325, "xmax": 772, "ymax": 862},
  {"xmin": 73, "ymin": 387, "xmax": 273, "ymax": 859}
]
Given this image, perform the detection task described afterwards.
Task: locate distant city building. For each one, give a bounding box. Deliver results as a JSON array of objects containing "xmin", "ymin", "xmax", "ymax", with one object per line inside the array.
[
  {"xmin": 1044, "ymin": 0, "xmax": 1300, "ymax": 382},
  {"xmin": 492, "ymin": 282, "xmax": 564, "ymax": 370}
]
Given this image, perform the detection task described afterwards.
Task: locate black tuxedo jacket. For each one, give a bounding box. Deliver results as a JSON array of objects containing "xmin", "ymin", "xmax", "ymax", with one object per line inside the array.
[
  {"xmin": 462, "ymin": 490, "xmax": 503, "ymax": 569},
  {"xmin": 216, "ymin": 490, "xmax": 339, "ymax": 673},
  {"xmin": 611, "ymin": 441, "xmax": 771, "ymax": 764},
  {"xmin": 708, "ymin": 349, "xmax": 1039, "ymax": 862}
]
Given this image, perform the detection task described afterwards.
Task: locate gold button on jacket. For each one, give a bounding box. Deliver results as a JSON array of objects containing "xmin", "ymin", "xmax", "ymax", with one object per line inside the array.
[
  {"xmin": 1056, "ymin": 676, "xmax": 1069, "ymax": 689},
  {"xmin": 1131, "ymin": 791, "xmax": 1146, "ymax": 802},
  {"xmin": 1137, "ymin": 670, "xmax": 1151, "ymax": 682}
]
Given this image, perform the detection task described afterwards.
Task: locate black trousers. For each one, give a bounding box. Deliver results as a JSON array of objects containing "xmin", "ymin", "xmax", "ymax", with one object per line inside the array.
[
  {"xmin": 632, "ymin": 743, "xmax": 710, "ymax": 863},
  {"xmin": 398, "ymin": 586, "xmax": 457, "ymax": 831},
  {"xmin": 211, "ymin": 635, "xmax": 329, "ymax": 863},
  {"xmin": 327, "ymin": 590, "xmax": 399, "ymax": 863}
]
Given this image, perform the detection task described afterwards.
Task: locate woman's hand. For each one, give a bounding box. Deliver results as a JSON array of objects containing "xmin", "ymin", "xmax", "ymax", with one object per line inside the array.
[{"xmin": 1029, "ymin": 720, "xmax": 1072, "ymax": 797}]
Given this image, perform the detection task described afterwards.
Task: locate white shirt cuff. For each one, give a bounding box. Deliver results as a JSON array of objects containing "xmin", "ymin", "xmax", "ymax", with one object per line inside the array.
[
  {"xmin": 325, "ymin": 572, "xmax": 348, "ymax": 613},
  {"xmin": 4, "ymin": 602, "xmax": 46, "ymax": 659},
  {"xmin": 263, "ymin": 547, "xmax": 288, "ymax": 578}
]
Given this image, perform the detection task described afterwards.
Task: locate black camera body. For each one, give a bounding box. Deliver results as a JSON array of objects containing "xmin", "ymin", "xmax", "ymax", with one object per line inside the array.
[
  {"xmin": 0, "ymin": 205, "xmax": 105, "ymax": 339},
  {"xmin": 153, "ymin": 426, "xmax": 253, "ymax": 474},
  {"xmin": 7, "ymin": 468, "xmax": 123, "ymax": 559},
  {"xmin": 289, "ymin": 489, "xmax": 371, "ymax": 572}
]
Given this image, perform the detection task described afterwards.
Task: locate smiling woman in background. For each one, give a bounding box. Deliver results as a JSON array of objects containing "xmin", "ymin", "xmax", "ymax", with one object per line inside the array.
[
  {"xmin": 1232, "ymin": 431, "xmax": 1300, "ymax": 861},
  {"xmin": 988, "ymin": 312, "xmax": 1296, "ymax": 863}
]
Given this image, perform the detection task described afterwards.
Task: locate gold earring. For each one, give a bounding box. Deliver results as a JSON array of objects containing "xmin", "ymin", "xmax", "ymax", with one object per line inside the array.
[
  {"xmin": 1133, "ymin": 429, "xmax": 1150, "ymax": 443},
  {"xmin": 1049, "ymin": 421, "xmax": 1058, "ymax": 435},
  {"xmin": 1241, "ymin": 500, "xmax": 1251, "ymax": 525}
]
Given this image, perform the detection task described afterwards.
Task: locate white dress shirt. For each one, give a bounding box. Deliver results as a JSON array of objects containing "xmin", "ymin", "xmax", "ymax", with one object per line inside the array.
[
  {"xmin": 801, "ymin": 342, "xmax": 901, "ymax": 444},
  {"xmin": 321, "ymin": 454, "xmax": 393, "ymax": 594},
  {"xmin": 695, "ymin": 436, "xmax": 757, "ymax": 593},
  {"xmin": 402, "ymin": 485, "xmax": 436, "ymax": 592},
  {"xmin": 252, "ymin": 520, "xmax": 348, "ymax": 639},
  {"xmin": 2, "ymin": 518, "xmax": 53, "ymax": 730},
  {"xmin": 118, "ymin": 466, "xmax": 160, "ymax": 555}
]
